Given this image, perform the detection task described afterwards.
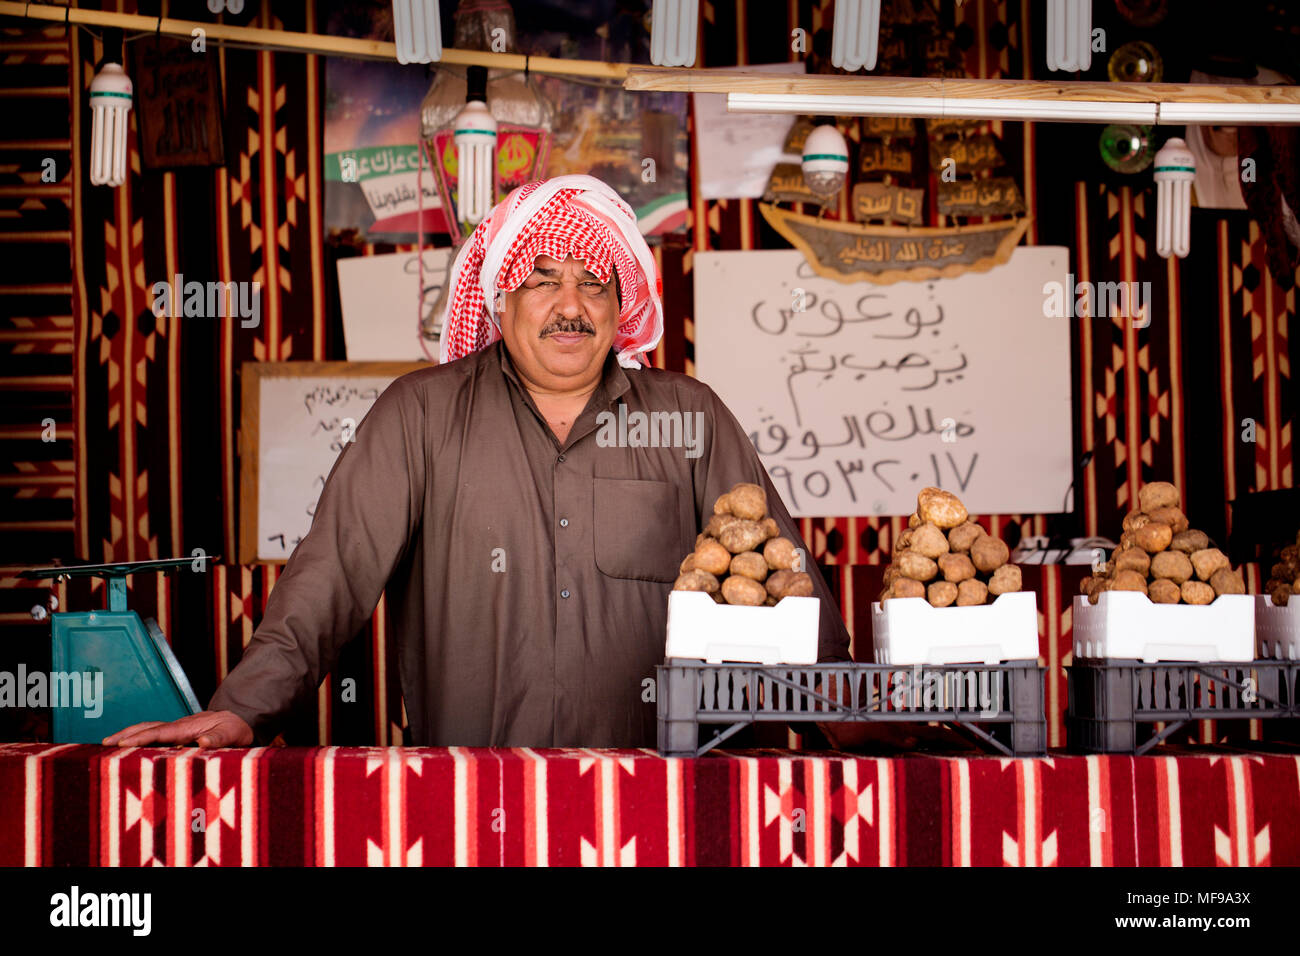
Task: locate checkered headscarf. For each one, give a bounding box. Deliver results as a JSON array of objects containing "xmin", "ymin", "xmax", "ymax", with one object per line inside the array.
[{"xmin": 438, "ymin": 175, "xmax": 664, "ymax": 369}]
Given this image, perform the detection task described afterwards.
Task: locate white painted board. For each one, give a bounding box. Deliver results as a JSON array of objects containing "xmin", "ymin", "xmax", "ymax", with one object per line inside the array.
[
  {"xmin": 336, "ymin": 248, "xmax": 451, "ymax": 362},
  {"xmin": 251, "ymin": 369, "xmax": 417, "ymax": 562},
  {"xmin": 693, "ymin": 246, "xmax": 1073, "ymax": 517},
  {"xmin": 692, "ymin": 62, "xmax": 805, "ymax": 200}
]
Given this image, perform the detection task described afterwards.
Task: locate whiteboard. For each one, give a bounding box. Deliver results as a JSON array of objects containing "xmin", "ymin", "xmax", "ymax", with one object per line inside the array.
[
  {"xmin": 693, "ymin": 247, "xmax": 1073, "ymax": 517},
  {"xmin": 239, "ymin": 362, "xmax": 426, "ymax": 562}
]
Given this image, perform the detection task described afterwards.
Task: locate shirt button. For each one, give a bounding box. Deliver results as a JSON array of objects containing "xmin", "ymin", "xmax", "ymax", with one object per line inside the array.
[
  {"xmin": 559, "ymin": 518, "xmax": 569, "ymax": 527},
  {"xmin": 560, "ymin": 589, "xmax": 570, "ymax": 599},
  {"xmin": 557, "ymin": 454, "xmax": 566, "ymax": 463}
]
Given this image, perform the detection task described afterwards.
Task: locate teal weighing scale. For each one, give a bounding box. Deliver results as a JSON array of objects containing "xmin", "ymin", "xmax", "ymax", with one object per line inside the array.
[{"xmin": 20, "ymin": 557, "xmax": 204, "ymax": 743}]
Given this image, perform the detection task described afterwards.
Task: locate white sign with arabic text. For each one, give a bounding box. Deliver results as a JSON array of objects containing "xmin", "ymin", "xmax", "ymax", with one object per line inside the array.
[{"xmin": 693, "ymin": 247, "xmax": 1073, "ymax": 517}]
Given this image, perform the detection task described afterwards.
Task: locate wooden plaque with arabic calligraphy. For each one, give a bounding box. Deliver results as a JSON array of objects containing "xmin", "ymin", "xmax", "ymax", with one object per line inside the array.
[
  {"xmin": 937, "ymin": 177, "xmax": 1027, "ymax": 218},
  {"xmin": 759, "ymin": 203, "xmax": 1032, "ymax": 285},
  {"xmin": 852, "ymin": 183, "xmax": 926, "ymax": 225}
]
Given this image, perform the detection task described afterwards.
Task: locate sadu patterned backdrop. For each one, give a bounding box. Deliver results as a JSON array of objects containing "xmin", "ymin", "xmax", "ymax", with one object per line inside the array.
[{"xmin": 1, "ymin": 0, "xmax": 1296, "ymax": 748}]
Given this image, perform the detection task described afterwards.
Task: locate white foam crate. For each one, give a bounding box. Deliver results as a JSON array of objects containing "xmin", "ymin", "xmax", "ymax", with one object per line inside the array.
[
  {"xmin": 664, "ymin": 590, "xmax": 820, "ymax": 665},
  {"xmin": 870, "ymin": 591, "xmax": 1039, "ymax": 665},
  {"xmin": 1255, "ymin": 595, "xmax": 1300, "ymax": 660},
  {"xmin": 1072, "ymin": 591, "xmax": 1255, "ymax": 662}
]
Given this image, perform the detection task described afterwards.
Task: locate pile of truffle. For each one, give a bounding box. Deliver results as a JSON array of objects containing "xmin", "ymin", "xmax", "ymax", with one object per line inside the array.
[
  {"xmin": 1265, "ymin": 532, "xmax": 1300, "ymax": 606},
  {"xmin": 673, "ymin": 482, "xmax": 814, "ymax": 606},
  {"xmin": 880, "ymin": 487, "xmax": 1022, "ymax": 606},
  {"xmin": 1080, "ymin": 481, "xmax": 1244, "ymax": 605}
]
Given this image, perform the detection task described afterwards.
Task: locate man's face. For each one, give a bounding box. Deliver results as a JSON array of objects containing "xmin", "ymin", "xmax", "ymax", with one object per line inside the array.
[{"xmin": 498, "ymin": 254, "xmax": 620, "ymax": 391}]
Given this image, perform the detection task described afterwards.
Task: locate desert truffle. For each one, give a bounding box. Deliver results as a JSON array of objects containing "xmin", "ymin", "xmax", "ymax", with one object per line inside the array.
[
  {"xmin": 888, "ymin": 578, "xmax": 926, "ymax": 600},
  {"xmin": 956, "ymin": 579, "xmax": 988, "ymax": 606},
  {"xmin": 1112, "ymin": 547, "xmax": 1152, "ymax": 576},
  {"xmin": 927, "ymin": 580, "xmax": 958, "ymax": 607},
  {"xmin": 729, "ymin": 551, "xmax": 769, "ymax": 582},
  {"xmin": 898, "ymin": 551, "xmax": 939, "ymax": 582},
  {"xmin": 1149, "ymin": 550, "xmax": 1193, "ymax": 584},
  {"xmin": 938, "ymin": 552, "xmax": 977, "ymax": 583},
  {"xmin": 1111, "ymin": 569, "xmax": 1148, "ymax": 593},
  {"xmin": 918, "ymin": 487, "xmax": 969, "ymax": 529},
  {"xmin": 1170, "ymin": 529, "xmax": 1209, "ymax": 554},
  {"xmin": 970, "ymin": 535, "xmax": 1010, "ymax": 573},
  {"xmin": 704, "ymin": 513, "xmax": 741, "ymax": 539},
  {"xmin": 693, "ymin": 538, "xmax": 732, "ymax": 576},
  {"xmin": 766, "ymin": 569, "xmax": 814, "ymax": 600},
  {"xmin": 719, "ymin": 520, "xmax": 767, "ymax": 554},
  {"xmin": 727, "ymin": 482, "xmax": 768, "ymax": 521},
  {"xmin": 721, "ymin": 575, "xmax": 767, "ymax": 606},
  {"xmin": 1180, "ymin": 580, "xmax": 1215, "ymax": 605},
  {"xmin": 988, "ymin": 564, "xmax": 1022, "ymax": 596},
  {"xmin": 1148, "ymin": 578, "xmax": 1181, "ymax": 604},
  {"xmin": 1122, "ymin": 511, "xmax": 1151, "ymax": 533},
  {"xmin": 1209, "ymin": 566, "xmax": 1245, "ymax": 596},
  {"xmin": 763, "ymin": 536, "xmax": 799, "ymax": 571},
  {"xmin": 948, "ymin": 521, "xmax": 982, "ymax": 552},
  {"xmin": 1148, "ymin": 506, "xmax": 1189, "ymax": 533},
  {"xmin": 673, "ymin": 570, "xmax": 720, "ymax": 593},
  {"xmin": 910, "ymin": 522, "xmax": 950, "ymax": 559},
  {"xmin": 1138, "ymin": 481, "xmax": 1179, "ymax": 512},
  {"xmin": 1190, "ymin": 547, "xmax": 1230, "ymax": 581},
  {"xmin": 1134, "ymin": 522, "xmax": 1173, "ymax": 553}
]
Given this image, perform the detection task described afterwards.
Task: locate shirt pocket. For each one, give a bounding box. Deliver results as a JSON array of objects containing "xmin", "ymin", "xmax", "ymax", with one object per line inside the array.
[{"xmin": 592, "ymin": 477, "xmax": 684, "ymax": 582}]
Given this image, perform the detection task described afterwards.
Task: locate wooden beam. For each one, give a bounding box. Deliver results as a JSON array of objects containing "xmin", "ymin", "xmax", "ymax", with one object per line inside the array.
[
  {"xmin": 624, "ymin": 66, "xmax": 1300, "ymax": 107},
  {"xmin": 0, "ymin": 1, "xmax": 628, "ymax": 79}
]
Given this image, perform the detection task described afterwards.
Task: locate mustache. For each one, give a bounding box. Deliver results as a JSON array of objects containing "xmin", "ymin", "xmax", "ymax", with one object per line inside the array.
[{"xmin": 540, "ymin": 317, "xmax": 595, "ymax": 336}]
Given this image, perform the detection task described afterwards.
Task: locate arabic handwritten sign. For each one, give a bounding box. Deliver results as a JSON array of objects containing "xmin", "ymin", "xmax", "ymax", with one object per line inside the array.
[
  {"xmin": 693, "ymin": 248, "xmax": 1072, "ymax": 517},
  {"xmin": 240, "ymin": 362, "xmax": 425, "ymax": 563}
]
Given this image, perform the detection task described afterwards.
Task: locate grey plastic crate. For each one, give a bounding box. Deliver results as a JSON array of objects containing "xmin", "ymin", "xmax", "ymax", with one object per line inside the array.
[
  {"xmin": 657, "ymin": 660, "xmax": 1046, "ymax": 758},
  {"xmin": 1066, "ymin": 660, "xmax": 1300, "ymax": 754}
]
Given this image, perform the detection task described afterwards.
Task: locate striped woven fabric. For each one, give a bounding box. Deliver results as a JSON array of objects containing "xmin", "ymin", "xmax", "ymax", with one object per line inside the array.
[{"xmin": 3, "ymin": 743, "xmax": 1295, "ymax": 866}]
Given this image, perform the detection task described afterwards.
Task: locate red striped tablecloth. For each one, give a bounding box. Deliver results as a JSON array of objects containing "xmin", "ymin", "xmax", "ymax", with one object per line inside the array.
[{"xmin": 1, "ymin": 744, "xmax": 1295, "ymax": 866}]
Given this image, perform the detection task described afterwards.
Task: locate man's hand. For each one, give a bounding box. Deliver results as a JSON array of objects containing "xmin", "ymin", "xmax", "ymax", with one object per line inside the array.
[{"xmin": 102, "ymin": 710, "xmax": 254, "ymax": 749}]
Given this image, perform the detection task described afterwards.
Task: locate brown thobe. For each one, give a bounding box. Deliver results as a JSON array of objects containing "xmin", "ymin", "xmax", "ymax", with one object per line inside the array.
[{"xmin": 211, "ymin": 341, "xmax": 851, "ymax": 747}]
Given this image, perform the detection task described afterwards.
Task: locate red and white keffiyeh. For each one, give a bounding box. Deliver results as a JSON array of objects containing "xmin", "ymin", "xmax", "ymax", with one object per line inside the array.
[{"xmin": 438, "ymin": 174, "xmax": 664, "ymax": 369}]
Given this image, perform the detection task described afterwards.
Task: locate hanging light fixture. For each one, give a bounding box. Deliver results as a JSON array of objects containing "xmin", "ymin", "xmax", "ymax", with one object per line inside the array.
[
  {"xmin": 454, "ymin": 66, "xmax": 497, "ymax": 225},
  {"xmin": 1153, "ymin": 137, "xmax": 1195, "ymax": 258},
  {"xmin": 831, "ymin": 0, "xmax": 880, "ymax": 72},
  {"xmin": 801, "ymin": 121, "xmax": 849, "ymax": 199},
  {"xmin": 206, "ymin": 0, "xmax": 246, "ymax": 13},
  {"xmin": 393, "ymin": 0, "xmax": 442, "ymax": 64},
  {"xmin": 421, "ymin": 1, "xmax": 552, "ymax": 246},
  {"xmin": 1045, "ymin": 0, "xmax": 1092, "ymax": 73},
  {"xmin": 650, "ymin": 0, "xmax": 698, "ymax": 67},
  {"xmin": 89, "ymin": 59, "xmax": 133, "ymax": 188}
]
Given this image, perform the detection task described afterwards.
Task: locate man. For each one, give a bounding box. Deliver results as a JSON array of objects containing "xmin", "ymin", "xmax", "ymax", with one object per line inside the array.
[{"xmin": 105, "ymin": 174, "xmax": 851, "ymax": 750}]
